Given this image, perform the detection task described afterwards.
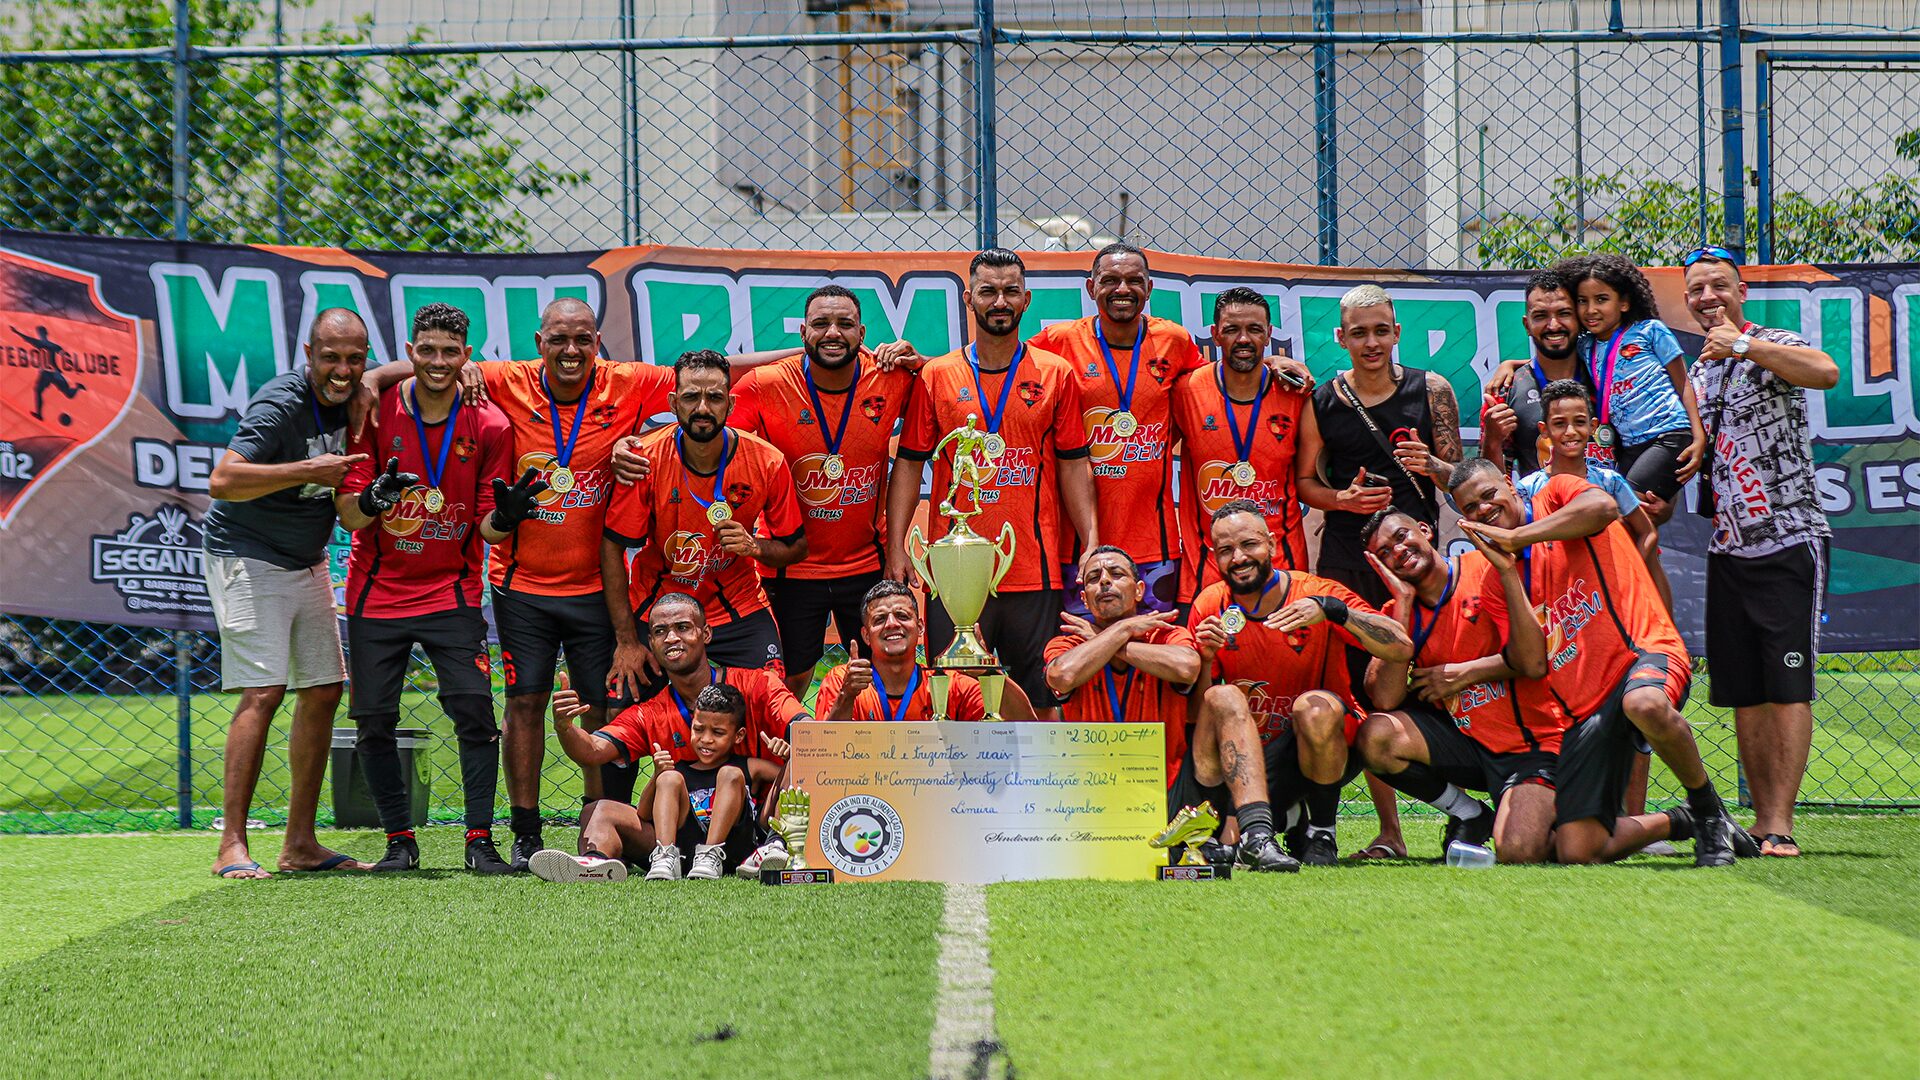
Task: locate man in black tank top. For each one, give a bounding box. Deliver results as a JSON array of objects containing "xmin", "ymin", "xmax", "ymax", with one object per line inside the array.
[{"xmin": 1295, "ymin": 284, "xmax": 1464, "ymax": 858}]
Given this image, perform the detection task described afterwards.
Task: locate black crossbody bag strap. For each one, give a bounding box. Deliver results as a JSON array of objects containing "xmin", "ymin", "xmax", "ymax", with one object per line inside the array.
[{"xmin": 1335, "ymin": 374, "xmax": 1438, "ymax": 521}]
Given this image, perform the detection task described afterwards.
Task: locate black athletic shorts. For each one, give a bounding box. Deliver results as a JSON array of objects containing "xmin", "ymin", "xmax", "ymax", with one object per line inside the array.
[
  {"xmin": 926, "ymin": 588, "xmax": 1062, "ymax": 709},
  {"xmin": 1165, "ymin": 736, "xmax": 1220, "ymax": 823},
  {"xmin": 766, "ymin": 570, "xmax": 883, "ymax": 678},
  {"xmin": 1314, "ymin": 559, "xmax": 1390, "ymax": 711},
  {"xmin": 491, "ymin": 587, "xmax": 614, "ymax": 706},
  {"xmin": 1706, "ymin": 542, "xmax": 1825, "ymax": 708},
  {"xmin": 671, "ymin": 757, "xmax": 761, "ymax": 873},
  {"xmin": 1614, "ymin": 429, "xmax": 1693, "ymax": 501},
  {"xmin": 613, "ymin": 607, "xmax": 787, "ymax": 713},
  {"xmin": 1401, "ymin": 701, "xmax": 1556, "ymax": 804},
  {"xmin": 1554, "ymin": 650, "xmax": 1683, "ymax": 830},
  {"xmin": 1262, "ymin": 729, "xmax": 1366, "ymax": 816},
  {"xmin": 346, "ymin": 610, "xmax": 492, "ymax": 717}
]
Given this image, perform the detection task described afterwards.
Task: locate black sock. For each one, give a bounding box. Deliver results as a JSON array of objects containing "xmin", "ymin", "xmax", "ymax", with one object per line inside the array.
[
  {"xmin": 583, "ymin": 848, "xmax": 609, "ymax": 860},
  {"xmin": 1379, "ymin": 762, "xmax": 1447, "ymax": 804},
  {"xmin": 1306, "ymin": 782, "xmax": 1341, "ymax": 830},
  {"xmin": 1685, "ymin": 780, "xmax": 1723, "ymax": 820},
  {"xmin": 511, "ymin": 805, "xmax": 541, "ymax": 837},
  {"xmin": 1236, "ymin": 800, "xmax": 1274, "ymax": 837}
]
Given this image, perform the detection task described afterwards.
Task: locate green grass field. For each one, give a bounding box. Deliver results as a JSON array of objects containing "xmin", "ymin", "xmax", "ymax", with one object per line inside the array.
[
  {"xmin": 0, "ymin": 816, "xmax": 1914, "ymax": 1079},
  {"xmin": 4, "ymin": 660, "xmax": 1915, "ymax": 832}
]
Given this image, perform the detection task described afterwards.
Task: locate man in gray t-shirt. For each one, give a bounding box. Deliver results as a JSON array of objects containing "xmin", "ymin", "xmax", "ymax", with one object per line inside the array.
[
  {"xmin": 202, "ymin": 308, "xmax": 374, "ymax": 879},
  {"xmin": 1683, "ymin": 248, "xmax": 1840, "ymax": 859}
]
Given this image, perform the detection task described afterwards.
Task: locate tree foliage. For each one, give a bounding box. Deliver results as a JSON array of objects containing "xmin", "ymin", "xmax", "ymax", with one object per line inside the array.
[{"xmin": 0, "ymin": 0, "xmax": 585, "ymax": 251}]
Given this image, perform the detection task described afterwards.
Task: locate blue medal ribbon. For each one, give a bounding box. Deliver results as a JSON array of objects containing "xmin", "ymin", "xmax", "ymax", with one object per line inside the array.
[
  {"xmin": 1217, "ymin": 363, "xmax": 1271, "ymax": 466},
  {"xmin": 966, "ymin": 342, "xmax": 1026, "ymax": 433},
  {"xmin": 1227, "ymin": 570, "xmax": 1287, "ymax": 627},
  {"xmin": 677, "ymin": 429, "xmax": 735, "ymax": 520},
  {"xmin": 1517, "ymin": 501, "xmax": 1535, "ymax": 597},
  {"xmin": 1409, "ymin": 557, "xmax": 1458, "ymax": 661},
  {"xmin": 877, "ymin": 665, "xmax": 922, "ymax": 723},
  {"xmin": 803, "ymin": 356, "xmax": 860, "ymax": 459},
  {"xmin": 541, "ymin": 365, "xmax": 595, "ymax": 470},
  {"xmin": 1094, "ymin": 319, "xmax": 1145, "ymax": 418},
  {"xmin": 667, "ymin": 662, "xmax": 722, "ymax": 725},
  {"xmin": 407, "ymin": 383, "xmax": 460, "ymax": 494},
  {"xmin": 1102, "ymin": 663, "xmax": 1138, "ymax": 721}
]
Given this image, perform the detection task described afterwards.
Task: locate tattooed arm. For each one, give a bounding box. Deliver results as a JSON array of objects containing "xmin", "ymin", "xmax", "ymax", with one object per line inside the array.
[{"xmin": 1425, "ymin": 371, "xmax": 1464, "ymax": 488}]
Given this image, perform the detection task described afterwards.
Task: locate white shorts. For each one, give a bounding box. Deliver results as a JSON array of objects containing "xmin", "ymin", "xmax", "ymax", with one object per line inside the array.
[{"xmin": 204, "ymin": 555, "xmax": 345, "ymax": 691}]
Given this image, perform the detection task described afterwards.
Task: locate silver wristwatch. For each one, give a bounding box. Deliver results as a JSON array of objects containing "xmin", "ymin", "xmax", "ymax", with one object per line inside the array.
[{"xmin": 1731, "ymin": 333, "xmax": 1752, "ymax": 357}]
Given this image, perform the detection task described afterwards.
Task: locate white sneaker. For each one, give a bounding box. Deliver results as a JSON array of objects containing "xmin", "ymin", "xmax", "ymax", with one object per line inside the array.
[
  {"xmin": 645, "ymin": 844, "xmax": 682, "ymax": 881},
  {"xmin": 528, "ymin": 849, "xmax": 629, "ymax": 884},
  {"xmin": 688, "ymin": 843, "xmax": 727, "ymax": 880},
  {"xmin": 735, "ymin": 837, "xmax": 790, "ymax": 879},
  {"xmin": 1642, "ymin": 840, "xmax": 1682, "ymax": 857}
]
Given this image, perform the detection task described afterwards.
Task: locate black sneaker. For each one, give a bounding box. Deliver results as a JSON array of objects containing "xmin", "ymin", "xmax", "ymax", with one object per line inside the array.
[
  {"xmin": 1693, "ymin": 813, "xmax": 1735, "ymax": 868},
  {"xmin": 510, "ymin": 832, "xmax": 543, "ymax": 874},
  {"xmin": 1197, "ymin": 838, "xmax": 1236, "ymax": 872},
  {"xmin": 372, "ymin": 834, "xmax": 419, "ymax": 872},
  {"xmin": 1283, "ymin": 821, "xmax": 1308, "ymax": 860},
  {"xmin": 465, "ymin": 835, "xmax": 513, "ymax": 875},
  {"xmin": 1442, "ymin": 804, "xmax": 1496, "ymax": 854},
  {"xmin": 1298, "ymin": 831, "xmax": 1339, "ymax": 866},
  {"xmin": 1727, "ymin": 820, "xmax": 1762, "ymax": 859},
  {"xmin": 1664, "ymin": 804, "xmax": 1696, "ymax": 843},
  {"xmin": 1234, "ymin": 827, "xmax": 1302, "ymax": 873}
]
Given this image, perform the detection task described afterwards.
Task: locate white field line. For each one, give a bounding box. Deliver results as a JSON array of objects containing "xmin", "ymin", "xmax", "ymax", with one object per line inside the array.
[{"xmin": 927, "ymin": 881, "xmax": 1005, "ymax": 1080}]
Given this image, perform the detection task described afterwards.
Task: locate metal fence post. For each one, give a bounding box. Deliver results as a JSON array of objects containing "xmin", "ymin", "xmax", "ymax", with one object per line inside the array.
[
  {"xmin": 273, "ymin": 0, "xmax": 287, "ymax": 243},
  {"xmin": 171, "ymin": 0, "xmax": 194, "ymax": 830},
  {"xmin": 973, "ymin": 0, "xmax": 998, "ymax": 249},
  {"xmin": 1755, "ymin": 51, "xmax": 1773, "ymax": 263},
  {"xmin": 1314, "ymin": 0, "xmax": 1338, "ymax": 265},
  {"xmin": 1718, "ymin": 0, "xmax": 1746, "ymax": 258}
]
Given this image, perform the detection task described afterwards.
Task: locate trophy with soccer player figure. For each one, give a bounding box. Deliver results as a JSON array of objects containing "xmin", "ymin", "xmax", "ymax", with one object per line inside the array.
[
  {"xmin": 904, "ymin": 414, "xmax": 1016, "ymax": 720},
  {"xmin": 1150, "ymin": 801, "xmax": 1230, "ymax": 880}
]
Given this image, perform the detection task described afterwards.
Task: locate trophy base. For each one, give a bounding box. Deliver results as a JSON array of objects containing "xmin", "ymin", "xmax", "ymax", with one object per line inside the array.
[
  {"xmin": 1157, "ymin": 864, "xmax": 1231, "ymax": 881},
  {"xmin": 760, "ymin": 867, "xmax": 835, "ymax": 885}
]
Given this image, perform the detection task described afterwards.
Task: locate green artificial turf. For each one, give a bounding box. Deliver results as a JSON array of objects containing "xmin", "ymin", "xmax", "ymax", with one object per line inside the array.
[
  {"xmin": 0, "ymin": 829, "xmax": 944, "ymax": 1080},
  {"xmin": 986, "ymin": 815, "xmax": 1920, "ymax": 1079}
]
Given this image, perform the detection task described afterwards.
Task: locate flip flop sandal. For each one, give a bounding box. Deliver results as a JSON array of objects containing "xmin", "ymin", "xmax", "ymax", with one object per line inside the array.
[
  {"xmin": 1758, "ymin": 833, "xmax": 1801, "ymax": 857},
  {"xmin": 1347, "ymin": 842, "xmax": 1404, "ymax": 860},
  {"xmin": 286, "ymin": 853, "xmax": 358, "ymax": 872},
  {"xmin": 214, "ymin": 861, "xmax": 266, "ymax": 879}
]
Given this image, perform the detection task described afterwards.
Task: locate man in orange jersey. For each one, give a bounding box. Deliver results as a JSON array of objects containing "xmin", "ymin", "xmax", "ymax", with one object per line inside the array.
[
  {"xmin": 1172, "ymin": 288, "xmax": 1314, "ymax": 593},
  {"xmin": 1043, "ymin": 546, "xmax": 1199, "ymax": 773},
  {"xmin": 1354, "ymin": 509, "xmax": 1562, "ymax": 863},
  {"xmin": 601, "ymin": 350, "xmax": 807, "ymax": 784},
  {"xmin": 1450, "ymin": 457, "xmax": 1759, "ymax": 867},
  {"xmin": 733, "ymin": 285, "xmax": 917, "ymax": 696},
  {"xmin": 1191, "ymin": 500, "xmax": 1414, "ymax": 866},
  {"xmin": 887, "ymin": 249, "xmax": 1098, "ymax": 712},
  {"xmin": 815, "ymin": 580, "xmax": 1037, "ymax": 720},
  {"xmin": 535, "ymin": 593, "xmax": 808, "ymax": 881}
]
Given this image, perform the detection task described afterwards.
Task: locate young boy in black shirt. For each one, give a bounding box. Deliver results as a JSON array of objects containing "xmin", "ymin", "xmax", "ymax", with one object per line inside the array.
[{"xmin": 642, "ymin": 683, "xmax": 762, "ymax": 881}]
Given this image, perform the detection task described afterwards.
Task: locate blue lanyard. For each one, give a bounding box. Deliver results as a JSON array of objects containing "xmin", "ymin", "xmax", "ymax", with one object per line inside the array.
[
  {"xmin": 677, "ymin": 429, "xmax": 734, "ymax": 515},
  {"xmin": 1102, "ymin": 664, "xmax": 1137, "ymax": 720},
  {"xmin": 1094, "ymin": 319, "xmax": 1144, "ymax": 415},
  {"xmin": 667, "ymin": 663, "xmax": 722, "ymax": 724},
  {"xmin": 407, "ymin": 384, "xmax": 460, "ymax": 492},
  {"xmin": 877, "ymin": 665, "xmax": 922, "ymax": 724},
  {"xmin": 966, "ymin": 342, "xmax": 1025, "ymax": 433},
  {"xmin": 803, "ymin": 356, "xmax": 859, "ymax": 457},
  {"xmin": 1217, "ymin": 363, "xmax": 1270, "ymax": 464},
  {"xmin": 1586, "ymin": 328, "xmax": 1627, "ymax": 426},
  {"xmin": 541, "ymin": 366, "xmax": 594, "ymax": 469},
  {"xmin": 1409, "ymin": 558, "xmax": 1457, "ymax": 660},
  {"xmin": 1517, "ymin": 501, "xmax": 1535, "ymax": 597},
  {"xmin": 1228, "ymin": 571, "xmax": 1286, "ymax": 625}
]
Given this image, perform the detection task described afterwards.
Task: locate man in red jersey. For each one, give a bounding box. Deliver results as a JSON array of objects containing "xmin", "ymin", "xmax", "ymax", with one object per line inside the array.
[
  {"xmin": 1450, "ymin": 457, "xmax": 1759, "ymax": 866},
  {"xmin": 1190, "ymin": 500, "xmax": 1414, "ymax": 867},
  {"xmin": 1172, "ymin": 288, "xmax": 1314, "ymax": 594},
  {"xmin": 337, "ymin": 303, "xmax": 532, "ymax": 874},
  {"xmin": 1354, "ymin": 508, "xmax": 1563, "ymax": 863},
  {"xmin": 815, "ymin": 580, "xmax": 1038, "ymax": 720},
  {"xmin": 887, "ymin": 249, "xmax": 1098, "ymax": 713},
  {"xmin": 733, "ymin": 285, "xmax": 917, "ymax": 696}
]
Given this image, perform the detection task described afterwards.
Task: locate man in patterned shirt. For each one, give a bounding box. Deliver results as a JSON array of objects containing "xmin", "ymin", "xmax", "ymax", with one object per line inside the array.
[{"xmin": 1683, "ymin": 246, "xmax": 1839, "ymax": 858}]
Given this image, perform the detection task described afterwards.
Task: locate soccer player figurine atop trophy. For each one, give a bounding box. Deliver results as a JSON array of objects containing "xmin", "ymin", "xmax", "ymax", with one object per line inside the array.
[{"xmin": 905, "ymin": 414, "xmax": 1017, "ymax": 719}]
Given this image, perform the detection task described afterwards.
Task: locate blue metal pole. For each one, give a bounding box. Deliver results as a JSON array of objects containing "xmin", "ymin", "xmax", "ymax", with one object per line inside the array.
[
  {"xmin": 172, "ymin": 0, "xmax": 193, "ymax": 830},
  {"xmin": 973, "ymin": 0, "xmax": 998, "ymax": 250},
  {"xmin": 1696, "ymin": 0, "xmax": 1710, "ymax": 245},
  {"xmin": 1718, "ymin": 0, "xmax": 1746, "ymax": 258},
  {"xmin": 1755, "ymin": 52, "xmax": 1772, "ymax": 263},
  {"xmin": 1314, "ymin": 0, "xmax": 1338, "ymax": 265}
]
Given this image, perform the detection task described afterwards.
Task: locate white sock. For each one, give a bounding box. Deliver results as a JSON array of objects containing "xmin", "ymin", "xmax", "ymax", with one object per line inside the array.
[
  {"xmin": 1305, "ymin": 824, "xmax": 1336, "ymax": 841},
  {"xmin": 1432, "ymin": 784, "xmax": 1485, "ymax": 819}
]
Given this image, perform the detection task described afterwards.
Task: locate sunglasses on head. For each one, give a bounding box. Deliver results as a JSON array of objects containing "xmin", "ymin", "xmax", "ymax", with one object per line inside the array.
[{"xmin": 1681, "ymin": 245, "xmax": 1739, "ymax": 268}]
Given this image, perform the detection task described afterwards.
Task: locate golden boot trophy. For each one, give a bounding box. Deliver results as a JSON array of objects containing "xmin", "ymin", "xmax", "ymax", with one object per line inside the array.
[{"xmin": 905, "ymin": 415, "xmax": 1016, "ymax": 719}]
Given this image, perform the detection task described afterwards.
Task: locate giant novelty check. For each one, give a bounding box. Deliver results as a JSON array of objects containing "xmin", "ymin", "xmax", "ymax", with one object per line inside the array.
[{"xmin": 787, "ymin": 723, "xmax": 1166, "ymax": 883}]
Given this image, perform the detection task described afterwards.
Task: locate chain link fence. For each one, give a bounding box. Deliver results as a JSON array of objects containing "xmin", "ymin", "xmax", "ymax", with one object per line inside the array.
[{"xmin": 2, "ymin": 0, "xmax": 1917, "ymax": 830}]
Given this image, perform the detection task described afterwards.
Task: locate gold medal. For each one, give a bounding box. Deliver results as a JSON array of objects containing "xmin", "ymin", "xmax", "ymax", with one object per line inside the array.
[
  {"xmin": 1110, "ymin": 410, "xmax": 1139, "ymax": 438},
  {"xmin": 982, "ymin": 433, "xmax": 1007, "ymax": 460},
  {"xmin": 1220, "ymin": 607, "xmax": 1248, "ymax": 636},
  {"xmin": 823, "ymin": 454, "xmax": 846, "ymax": 480},
  {"xmin": 422, "ymin": 488, "xmax": 445, "ymax": 513},
  {"xmin": 548, "ymin": 466, "xmax": 575, "ymax": 494},
  {"xmin": 706, "ymin": 501, "xmax": 733, "ymax": 526},
  {"xmin": 1230, "ymin": 461, "xmax": 1257, "ymax": 487},
  {"xmin": 1593, "ymin": 423, "xmax": 1615, "ymax": 448}
]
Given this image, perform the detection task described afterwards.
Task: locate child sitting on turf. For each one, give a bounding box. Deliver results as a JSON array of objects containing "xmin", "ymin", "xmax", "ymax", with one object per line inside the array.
[
  {"xmin": 640, "ymin": 682, "xmax": 762, "ymax": 881},
  {"xmin": 1564, "ymin": 253, "xmax": 1706, "ymax": 522},
  {"xmin": 1516, "ymin": 379, "xmax": 1674, "ymax": 613}
]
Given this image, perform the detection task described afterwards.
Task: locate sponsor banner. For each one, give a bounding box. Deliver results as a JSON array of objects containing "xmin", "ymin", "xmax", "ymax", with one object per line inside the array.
[
  {"xmin": 0, "ymin": 230, "xmax": 1913, "ymax": 647},
  {"xmin": 789, "ymin": 722, "xmax": 1163, "ymax": 883}
]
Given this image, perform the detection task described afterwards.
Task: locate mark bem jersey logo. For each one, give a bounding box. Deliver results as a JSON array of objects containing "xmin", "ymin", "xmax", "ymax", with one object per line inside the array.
[
  {"xmin": 793, "ymin": 452, "xmax": 882, "ymax": 519},
  {"xmin": 1083, "ymin": 406, "xmax": 1166, "ymax": 476},
  {"xmin": 663, "ymin": 530, "xmax": 734, "ymax": 588},
  {"xmin": 1195, "ymin": 459, "xmax": 1287, "ymax": 517},
  {"xmin": 379, "ymin": 487, "xmax": 472, "ymax": 554},
  {"xmin": 1539, "ymin": 577, "xmax": 1591, "ymax": 672},
  {"xmin": 514, "ymin": 450, "xmax": 604, "ymax": 524},
  {"xmin": 0, "ymin": 248, "xmax": 142, "ymax": 526}
]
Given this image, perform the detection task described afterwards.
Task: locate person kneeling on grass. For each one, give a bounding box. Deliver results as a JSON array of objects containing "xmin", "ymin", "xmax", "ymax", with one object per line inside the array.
[{"xmin": 532, "ymin": 682, "xmax": 775, "ymax": 883}]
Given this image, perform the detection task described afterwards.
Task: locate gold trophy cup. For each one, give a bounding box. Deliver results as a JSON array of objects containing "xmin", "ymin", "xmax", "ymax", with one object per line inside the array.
[{"xmin": 905, "ymin": 415, "xmax": 1016, "ymax": 719}]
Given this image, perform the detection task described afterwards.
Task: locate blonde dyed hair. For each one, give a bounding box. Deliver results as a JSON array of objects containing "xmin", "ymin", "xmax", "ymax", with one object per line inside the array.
[{"xmin": 1339, "ymin": 284, "xmax": 1395, "ymax": 319}]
